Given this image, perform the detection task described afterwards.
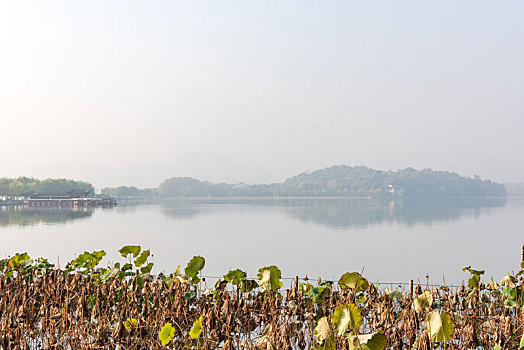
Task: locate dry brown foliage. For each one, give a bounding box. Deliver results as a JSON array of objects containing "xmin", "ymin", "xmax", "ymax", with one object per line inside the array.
[{"xmin": 0, "ymin": 268, "xmax": 523, "ymax": 349}]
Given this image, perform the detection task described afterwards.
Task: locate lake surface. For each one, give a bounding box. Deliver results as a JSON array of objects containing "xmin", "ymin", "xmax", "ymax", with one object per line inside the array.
[{"xmin": 1, "ymin": 197, "xmax": 522, "ymax": 286}]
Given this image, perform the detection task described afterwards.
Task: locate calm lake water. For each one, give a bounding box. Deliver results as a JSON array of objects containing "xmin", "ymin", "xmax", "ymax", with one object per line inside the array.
[{"xmin": 1, "ymin": 197, "xmax": 522, "ymax": 285}]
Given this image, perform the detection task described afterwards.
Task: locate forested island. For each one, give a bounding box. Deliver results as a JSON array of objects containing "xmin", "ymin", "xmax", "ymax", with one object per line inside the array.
[{"xmin": 157, "ymin": 166, "xmax": 505, "ymax": 197}]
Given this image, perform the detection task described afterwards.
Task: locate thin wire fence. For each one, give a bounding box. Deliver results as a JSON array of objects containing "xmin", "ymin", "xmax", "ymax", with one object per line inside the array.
[{"xmin": 199, "ymin": 275, "xmax": 465, "ymax": 289}]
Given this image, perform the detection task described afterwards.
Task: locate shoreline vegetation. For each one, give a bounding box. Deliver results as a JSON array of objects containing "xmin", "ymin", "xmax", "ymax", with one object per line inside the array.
[
  {"xmin": 1, "ymin": 245, "xmax": 523, "ymax": 349},
  {"xmin": 0, "ymin": 178, "xmax": 94, "ymax": 197},
  {"xmin": 160, "ymin": 195, "xmax": 507, "ymax": 200},
  {"xmin": 105, "ymin": 165, "xmax": 507, "ymax": 199},
  {"xmin": 0, "ymin": 165, "xmax": 509, "ymax": 201},
  {"xmin": 156, "ymin": 166, "xmax": 506, "ymax": 198}
]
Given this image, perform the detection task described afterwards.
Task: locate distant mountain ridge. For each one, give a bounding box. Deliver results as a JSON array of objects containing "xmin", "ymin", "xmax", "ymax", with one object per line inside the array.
[{"xmin": 157, "ymin": 165, "xmax": 506, "ymax": 197}]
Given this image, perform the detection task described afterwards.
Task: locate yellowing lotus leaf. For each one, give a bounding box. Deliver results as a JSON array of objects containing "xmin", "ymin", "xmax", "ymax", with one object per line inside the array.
[
  {"xmin": 332, "ymin": 304, "xmax": 362, "ymax": 335},
  {"xmin": 124, "ymin": 318, "xmax": 138, "ymax": 330},
  {"xmin": 425, "ymin": 311, "xmax": 454, "ymax": 342},
  {"xmin": 189, "ymin": 316, "xmax": 203, "ymax": 339},
  {"xmin": 348, "ymin": 330, "xmax": 387, "ymax": 350},
  {"xmin": 414, "ymin": 290, "xmax": 433, "ymax": 314},
  {"xmin": 314, "ymin": 316, "xmax": 335, "ymax": 348},
  {"xmin": 159, "ymin": 322, "xmax": 176, "ymax": 346},
  {"xmin": 338, "ymin": 272, "xmax": 369, "ymax": 293},
  {"xmin": 257, "ymin": 266, "xmax": 283, "ymax": 292}
]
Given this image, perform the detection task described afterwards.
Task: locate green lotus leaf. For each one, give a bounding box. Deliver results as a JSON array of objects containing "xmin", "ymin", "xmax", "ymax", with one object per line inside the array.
[
  {"xmin": 92, "ymin": 250, "xmax": 106, "ymax": 260},
  {"xmin": 504, "ymin": 299, "xmax": 517, "ymax": 309},
  {"xmin": 140, "ymin": 262, "xmax": 154, "ymax": 274},
  {"xmin": 462, "ymin": 267, "xmax": 485, "ymax": 276},
  {"xmin": 307, "ymin": 285, "xmax": 331, "ymax": 304},
  {"xmin": 101, "ymin": 268, "xmax": 118, "ymax": 283},
  {"xmin": 134, "ymin": 275, "xmax": 145, "ymax": 288},
  {"xmin": 348, "ymin": 330, "xmax": 387, "ymax": 350},
  {"xmin": 174, "ymin": 275, "xmax": 189, "ymax": 284},
  {"xmin": 414, "ymin": 290, "xmax": 433, "ymax": 314},
  {"xmin": 185, "ymin": 256, "xmax": 205, "ymax": 278},
  {"xmin": 121, "ymin": 263, "xmax": 133, "ymax": 271},
  {"xmin": 503, "ymin": 286, "xmax": 516, "ymax": 299},
  {"xmin": 77, "ymin": 252, "xmax": 92, "ymax": 263},
  {"xmin": 257, "ymin": 265, "xmax": 283, "ymax": 292},
  {"xmin": 332, "ymin": 303, "xmax": 363, "ymax": 335},
  {"xmin": 119, "ymin": 245, "xmax": 141, "ymax": 258},
  {"xmin": 134, "ymin": 249, "xmax": 150, "ymax": 267},
  {"xmin": 468, "ymin": 273, "xmax": 481, "ymax": 290},
  {"xmin": 314, "ymin": 316, "xmax": 335, "ymax": 349},
  {"xmin": 239, "ymin": 279, "xmax": 258, "ymax": 293},
  {"xmin": 215, "ymin": 279, "xmax": 227, "ymax": 290},
  {"xmin": 67, "ymin": 251, "xmax": 105, "ymax": 271},
  {"xmin": 338, "ymin": 272, "xmax": 369, "ymax": 293},
  {"xmin": 356, "ymin": 292, "xmax": 368, "ymax": 304},
  {"xmin": 183, "ymin": 291, "xmax": 197, "ymax": 301},
  {"xmin": 21, "ymin": 259, "xmax": 33, "ymax": 268},
  {"xmin": 189, "ymin": 316, "xmax": 203, "ymax": 339},
  {"xmin": 300, "ymin": 283, "xmax": 312, "ymax": 292},
  {"xmin": 189, "ymin": 276, "xmax": 200, "ymax": 284},
  {"xmin": 159, "ymin": 322, "xmax": 176, "ymax": 346},
  {"xmin": 385, "ymin": 288, "xmax": 404, "ymax": 302},
  {"xmin": 425, "ymin": 311, "xmax": 454, "ymax": 342},
  {"xmin": 8, "ymin": 252, "xmax": 30, "ymax": 269},
  {"xmin": 224, "ymin": 269, "xmax": 246, "ymax": 285}
]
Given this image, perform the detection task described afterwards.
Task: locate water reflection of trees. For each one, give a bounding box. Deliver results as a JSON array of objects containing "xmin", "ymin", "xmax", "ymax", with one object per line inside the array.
[
  {"xmin": 0, "ymin": 207, "xmax": 93, "ymax": 227},
  {"xmin": 283, "ymin": 197, "xmax": 506, "ymax": 229},
  {"xmin": 158, "ymin": 197, "xmax": 506, "ymax": 229},
  {"xmin": 1, "ymin": 198, "xmax": 505, "ymax": 228},
  {"xmin": 159, "ymin": 200, "xmax": 205, "ymax": 220}
]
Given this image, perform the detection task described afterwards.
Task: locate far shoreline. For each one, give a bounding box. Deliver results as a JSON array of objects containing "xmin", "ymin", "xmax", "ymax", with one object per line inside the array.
[{"xmin": 158, "ymin": 195, "xmax": 507, "ymax": 201}]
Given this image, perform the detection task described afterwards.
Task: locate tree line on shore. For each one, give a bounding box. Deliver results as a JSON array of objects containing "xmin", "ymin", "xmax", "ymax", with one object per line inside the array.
[
  {"xmin": 0, "ymin": 165, "xmax": 507, "ymax": 198},
  {"xmin": 155, "ymin": 166, "xmax": 505, "ymax": 198},
  {"xmin": 0, "ymin": 177, "xmax": 94, "ymax": 197}
]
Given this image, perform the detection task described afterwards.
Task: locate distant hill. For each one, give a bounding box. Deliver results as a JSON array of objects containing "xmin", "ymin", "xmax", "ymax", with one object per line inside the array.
[{"xmin": 158, "ymin": 165, "xmax": 506, "ymax": 197}]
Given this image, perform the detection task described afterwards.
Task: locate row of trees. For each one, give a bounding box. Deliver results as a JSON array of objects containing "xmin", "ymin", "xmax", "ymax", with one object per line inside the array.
[
  {"xmin": 157, "ymin": 166, "xmax": 506, "ymax": 197},
  {"xmin": 0, "ymin": 177, "xmax": 94, "ymax": 197},
  {"xmin": 1, "ymin": 166, "xmax": 506, "ymax": 199},
  {"xmin": 100, "ymin": 186, "xmax": 158, "ymax": 198}
]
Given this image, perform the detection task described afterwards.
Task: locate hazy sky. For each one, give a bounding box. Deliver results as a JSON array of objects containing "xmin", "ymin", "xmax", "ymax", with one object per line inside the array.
[{"xmin": 1, "ymin": 1, "xmax": 523, "ymax": 188}]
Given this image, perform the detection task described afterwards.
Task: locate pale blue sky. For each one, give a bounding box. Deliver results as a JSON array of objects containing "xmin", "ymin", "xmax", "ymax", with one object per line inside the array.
[{"xmin": 1, "ymin": 1, "xmax": 523, "ymax": 188}]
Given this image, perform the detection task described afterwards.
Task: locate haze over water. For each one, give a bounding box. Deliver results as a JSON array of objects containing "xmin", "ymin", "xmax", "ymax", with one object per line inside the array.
[
  {"xmin": 1, "ymin": 198, "xmax": 522, "ymax": 285},
  {"xmin": 1, "ymin": 1, "xmax": 524, "ymax": 187}
]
